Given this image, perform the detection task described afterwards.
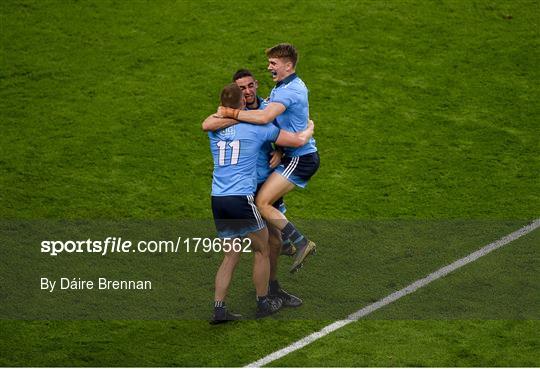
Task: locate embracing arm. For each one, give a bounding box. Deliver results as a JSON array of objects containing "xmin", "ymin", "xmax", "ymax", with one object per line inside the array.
[
  {"xmin": 201, "ymin": 114, "xmax": 238, "ymax": 132},
  {"xmin": 275, "ymin": 119, "xmax": 315, "ymax": 148},
  {"xmin": 218, "ymin": 102, "xmax": 286, "ymax": 124}
]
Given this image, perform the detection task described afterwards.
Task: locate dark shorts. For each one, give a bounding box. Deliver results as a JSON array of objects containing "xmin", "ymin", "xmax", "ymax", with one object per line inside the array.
[
  {"xmin": 211, "ymin": 195, "xmax": 265, "ymax": 238},
  {"xmin": 256, "ymin": 182, "xmax": 287, "ymax": 214},
  {"xmin": 275, "ymin": 151, "xmax": 320, "ymax": 188}
]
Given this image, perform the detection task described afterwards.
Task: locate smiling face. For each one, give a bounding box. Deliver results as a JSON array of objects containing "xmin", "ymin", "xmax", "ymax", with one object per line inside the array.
[
  {"xmin": 234, "ymin": 76, "xmax": 259, "ymax": 108},
  {"xmin": 267, "ymin": 57, "xmax": 294, "ymax": 82}
]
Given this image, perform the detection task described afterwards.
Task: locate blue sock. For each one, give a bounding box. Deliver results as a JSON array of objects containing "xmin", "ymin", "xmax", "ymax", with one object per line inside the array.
[
  {"xmin": 256, "ymin": 295, "xmax": 268, "ymax": 307},
  {"xmin": 269, "ymin": 280, "xmax": 280, "ymax": 295},
  {"xmin": 282, "ymin": 222, "xmax": 307, "ymax": 248}
]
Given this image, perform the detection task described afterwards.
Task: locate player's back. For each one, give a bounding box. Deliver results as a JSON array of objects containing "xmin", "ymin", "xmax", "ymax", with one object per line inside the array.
[{"xmin": 209, "ymin": 123, "xmax": 279, "ymax": 196}]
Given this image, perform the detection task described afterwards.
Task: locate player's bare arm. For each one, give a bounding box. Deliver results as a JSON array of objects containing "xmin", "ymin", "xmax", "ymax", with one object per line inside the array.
[
  {"xmin": 201, "ymin": 114, "xmax": 238, "ymax": 132},
  {"xmin": 218, "ymin": 102, "xmax": 286, "ymax": 124},
  {"xmin": 275, "ymin": 120, "xmax": 314, "ymax": 148}
]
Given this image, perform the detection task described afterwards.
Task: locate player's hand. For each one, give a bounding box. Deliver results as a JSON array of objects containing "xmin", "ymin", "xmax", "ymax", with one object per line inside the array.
[
  {"xmin": 217, "ymin": 106, "xmax": 240, "ymax": 119},
  {"xmin": 269, "ymin": 150, "xmax": 283, "ymax": 168}
]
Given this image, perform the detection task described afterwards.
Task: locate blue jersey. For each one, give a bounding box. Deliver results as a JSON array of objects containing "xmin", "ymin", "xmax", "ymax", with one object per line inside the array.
[
  {"xmin": 269, "ymin": 73, "xmax": 317, "ymax": 157},
  {"xmin": 251, "ymin": 97, "xmax": 277, "ymax": 184},
  {"xmin": 209, "ymin": 122, "xmax": 280, "ymax": 196}
]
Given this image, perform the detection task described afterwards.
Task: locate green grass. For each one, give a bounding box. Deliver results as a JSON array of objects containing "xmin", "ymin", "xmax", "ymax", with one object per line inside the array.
[
  {"xmin": 2, "ymin": 0, "xmax": 538, "ymax": 220},
  {"xmin": 269, "ymin": 320, "xmax": 540, "ymax": 367},
  {"xmin": 1, "ymin": 0, "xmax": 539, "ymax": 366}
]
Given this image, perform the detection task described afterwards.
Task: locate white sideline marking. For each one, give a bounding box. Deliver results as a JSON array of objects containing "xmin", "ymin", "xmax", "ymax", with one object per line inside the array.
[{"xmin": 246, "ymin": 219, "xmax": 540, "ymax": 367}]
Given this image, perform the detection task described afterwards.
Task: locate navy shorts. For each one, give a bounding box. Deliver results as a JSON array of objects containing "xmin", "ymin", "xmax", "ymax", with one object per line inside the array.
[
  {"xmin": 211, "ymin": 195, "xmax": 265, "ymax": 238},
  {"xmin": 255, "ymin": 182, "xmax": 287, "ymax": 214},
  {"xmin": 275, "ymin": 151, "xmax": 320, "ymax": 188}
]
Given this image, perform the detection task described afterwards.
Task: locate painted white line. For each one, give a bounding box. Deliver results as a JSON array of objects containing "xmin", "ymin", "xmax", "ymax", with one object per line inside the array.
[{"xmin": 246, "ymin": 219, "xmax": 540, "ymax": 367}]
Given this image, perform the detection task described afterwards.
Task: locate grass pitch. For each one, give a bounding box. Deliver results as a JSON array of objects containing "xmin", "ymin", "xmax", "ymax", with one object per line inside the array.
[{"xmin": 1, "ymin": 0, "xmax": 539, "ymax": 366}]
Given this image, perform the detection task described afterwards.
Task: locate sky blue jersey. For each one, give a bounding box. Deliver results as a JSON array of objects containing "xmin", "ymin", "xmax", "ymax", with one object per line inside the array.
[
  {"xmin": 252, "ymin": 97, "xmax": 277, "ymax": 184},
  {"xmin": 209, "ymin": 122, "xmax": 280, "ymax": 196},
  {"xmin": 269, "ymin": 73, "xmax": 317, "ymax": 157}
]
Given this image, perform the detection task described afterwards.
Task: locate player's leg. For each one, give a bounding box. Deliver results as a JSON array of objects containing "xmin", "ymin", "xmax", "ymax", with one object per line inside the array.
[
  {"xmin": 255, "ymin": 172, "xmax": 294, "ymax": 230},
  {"xmin": 280, "ymin": 236, "xmax": 296, "ymax": 257},
  {"xmin": 248, "ymin": 226, "xmax": 270, "ymax": 297},
  {"xmin": 211, "ymin": 248, "xmax": 243, "ymax": 324},
  {"xmin": 214, "ymin": 249, "xmax": 241, "ymax": 302},
  {"xmin": 257, "ymin": 152, "xmax": 320, "ymax": 273},
  {"xmin": 248, "ymin": 226, "xmax": 283, "ymax": 317},
  {"xmin": 210, "ymin": 195, "xmax": 246, "ymax": 324},
  {"xmin": 272, "ymin": 196, "xmax": 296, "ymax": 256},
  {"xmin": 256, "ymin": 172, "xmax": 315, "ymax": 272},
  {"xmin": 255, "ymin": 181, "xmax": 295, "ymax": 256},
  {"xmin": 268, "ymin": 224, "xmax": 281, "ymax": 282},
  {"xmin": 267, "ymin": 224, "xmax": 302, "ymax": 307}
]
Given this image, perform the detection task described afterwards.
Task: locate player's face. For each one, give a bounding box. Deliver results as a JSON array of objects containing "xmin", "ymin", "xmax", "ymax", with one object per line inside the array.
[
  {"xmin": 268, "ymin": 57, "xmax": 293, "ymax": 82},
  {"xmin": 235, "ymin": 76, "xmax": 258, "ymax": 107}
]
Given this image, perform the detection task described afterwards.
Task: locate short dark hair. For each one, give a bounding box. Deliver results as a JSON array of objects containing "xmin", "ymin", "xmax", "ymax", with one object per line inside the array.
[
  {"xmin": 220, "ymin": 83, "xmax": 243, "ymax": 108},
  {"xmin": 265, "ymin": 43, "xmax": 298, "ymax": 67},
  {"xmin": 232, "ymin": 69, "xmax": 254, "ymax": 82}
]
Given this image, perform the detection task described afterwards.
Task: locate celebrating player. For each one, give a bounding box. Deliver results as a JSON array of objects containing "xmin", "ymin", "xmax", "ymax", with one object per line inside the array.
[
  {"xmin": 208, "ymin": 83, "xmax": 313, "ymax": 324},
  {"xmin": 204, "ymin": 69, "xmax": 303, "ymax": 308},
  {"xmin": 217, "ymin": 43, "xmax": 319, "ymax": 273}
]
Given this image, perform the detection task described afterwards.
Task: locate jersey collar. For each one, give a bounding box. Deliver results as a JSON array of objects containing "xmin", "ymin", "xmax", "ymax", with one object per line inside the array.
[
  {"xmin": 276, "ymin": 73, "xmax": 298, "ymax": 87},
  {"xmin": 246, "ymin": 96, "xmax": 264, "ymax": 110}
]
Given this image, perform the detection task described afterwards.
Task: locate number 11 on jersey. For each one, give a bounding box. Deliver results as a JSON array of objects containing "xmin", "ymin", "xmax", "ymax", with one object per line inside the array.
[{"xmin": 216, "ymin": 140, "xmax": 240, "ymax": 166}]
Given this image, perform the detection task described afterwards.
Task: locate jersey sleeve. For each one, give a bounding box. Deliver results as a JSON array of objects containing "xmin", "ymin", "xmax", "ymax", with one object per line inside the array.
[
  {"xmin": 264, "ymin": 124, "xmax": 280, "ymax": 143},
  {"xmin": 271, "ymin": 87, "xmax": 297, "ymax": 108}
]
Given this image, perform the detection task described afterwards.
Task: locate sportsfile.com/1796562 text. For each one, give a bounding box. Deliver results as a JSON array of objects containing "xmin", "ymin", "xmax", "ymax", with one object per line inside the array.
[{"xmin": 40, "ymin": 237, "xmax": 252, "ymax": 256}]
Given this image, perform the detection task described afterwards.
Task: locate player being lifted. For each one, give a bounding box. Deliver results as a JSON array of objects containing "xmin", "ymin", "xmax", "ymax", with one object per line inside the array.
[
  {"xmin": 207, "ymin": 83, "xmax": 314, "ymax": 323},
  {"xmin": 218, "ymin": 44, "xmax": 319, "ymax": 273},
  {"xmin": 204, "ymin": 69, "xmax": 303, "ymax": 308}
]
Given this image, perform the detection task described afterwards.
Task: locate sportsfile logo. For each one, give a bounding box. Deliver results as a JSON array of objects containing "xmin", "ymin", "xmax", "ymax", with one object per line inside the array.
[
  {"xmin": 40, "ymin": 237, "xmax": 252, "ymax": 256},
  {"xmin": 41, "ymin": 237, "xmax": 134, "ymax": 256}
]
